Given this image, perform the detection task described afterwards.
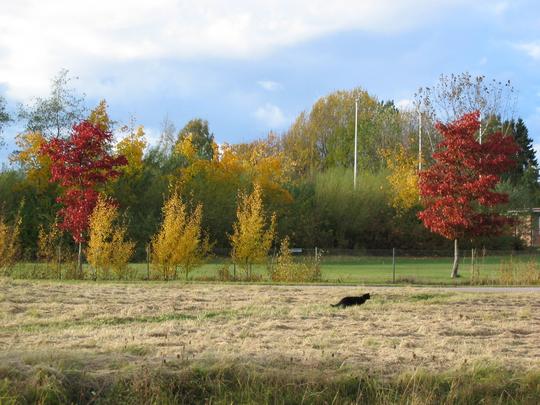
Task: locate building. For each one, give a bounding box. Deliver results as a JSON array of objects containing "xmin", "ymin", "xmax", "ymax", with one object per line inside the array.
[{"xmin": 509, "ymin": 208, "xmax": 540, "ymax": 247}]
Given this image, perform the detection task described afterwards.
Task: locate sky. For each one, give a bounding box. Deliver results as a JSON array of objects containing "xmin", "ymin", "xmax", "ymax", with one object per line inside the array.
[{"xmin": 0, "ymin": 0, "xmax": 539, "ymax": 162}]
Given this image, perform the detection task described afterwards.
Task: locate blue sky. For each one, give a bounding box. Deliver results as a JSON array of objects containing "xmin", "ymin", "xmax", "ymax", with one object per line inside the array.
[{"xmin": 1, "ymin": 0, "xmax": 539, "ymax": 162}]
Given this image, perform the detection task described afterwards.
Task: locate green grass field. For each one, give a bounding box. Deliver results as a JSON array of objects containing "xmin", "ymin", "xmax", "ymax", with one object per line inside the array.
[
  {"xmin": 10, "ymin": 252, "xmax": 540, "ymax": 285},
  {"xmin": 320, "ymin": 254, "xmax": 537, "ymax": 284}
]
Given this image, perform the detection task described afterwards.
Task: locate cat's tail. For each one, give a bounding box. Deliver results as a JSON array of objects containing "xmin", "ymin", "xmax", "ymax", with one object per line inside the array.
[{"xmin": 330, "ymin": 303, "xmax": 339, "ymax": 307}]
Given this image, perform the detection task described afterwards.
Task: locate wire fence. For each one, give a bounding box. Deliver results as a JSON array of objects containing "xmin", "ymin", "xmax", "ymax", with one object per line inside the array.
[
  {"xmin": 213, "ymin": 246, "xmax": 540, "ymax": 259},
  {"xmin": 6, "ymin": 247, "xmax": 540, "ymax": 285}
]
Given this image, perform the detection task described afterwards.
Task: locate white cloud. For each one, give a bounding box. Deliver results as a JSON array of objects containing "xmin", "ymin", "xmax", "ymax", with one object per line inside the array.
[
  {"xmin": 0, "ymin": 0, "xmax": 468, "ymax": 101},
  {"xmin": 141, "ymin": 126, "xmax": 162, "ymax": 147},
  {"xmin": 514, "ymin": 41, "xmax": 540, "ymax": 60},
  {"xmin": 257, "ymin": 80, "xmax": 282, "ymax": 91},
  {"xmin": 396, "ymin": 99, "xmax": 413, "ymax": 110},
  {"xmin": 254, "ymin": 103, "xmax": 287, "ymax": 128}
]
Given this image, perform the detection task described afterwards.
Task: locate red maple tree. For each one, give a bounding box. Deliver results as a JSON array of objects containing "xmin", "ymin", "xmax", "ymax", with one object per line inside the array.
[
  {"xmin": 42, "ymin": 121, "xmax": 127, "ymax": 275},
  {"xmin": 418, "ymin": 111, "xmax": 519, "ymax": 278}
]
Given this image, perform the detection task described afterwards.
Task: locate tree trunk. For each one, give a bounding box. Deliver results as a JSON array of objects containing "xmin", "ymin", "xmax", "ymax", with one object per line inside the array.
[
  {"xmin": 78, "ymin": 241, "xmax": 83, "ymax": 279},
  {"xmin": 451, "ymin": 239, "xmax": 459, "ymax": 278}
]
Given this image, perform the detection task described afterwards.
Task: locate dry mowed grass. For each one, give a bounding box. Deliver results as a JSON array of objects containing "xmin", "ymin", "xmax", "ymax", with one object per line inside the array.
[{"xmin": 1, "ymin": 278, "xmax": 539, "ymax": 380}]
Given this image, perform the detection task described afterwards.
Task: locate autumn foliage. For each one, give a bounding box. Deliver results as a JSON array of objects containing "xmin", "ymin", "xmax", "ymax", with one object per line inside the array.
[
  {"xmin": 87, "ymin": 195, "xmax": 135, "ymax": 279},
  {"xmin": 11, "ymin": 131, "xmax": 52, "ymax": 191},
  {"xmin": 230, "ymin": 183, "xmax": 276, "ymax": 279},
  {"xmin": 151, "ymin": 192, "xmax": 210, "ymax": 280},
  {"xmin": 3, "ymin": 83, "xmax": 539, "ymax": 280},
  {"xmin": 0, "ymin": 213, "xmax": 21, "ymax": 275},
  {"xmin": 418, "ymin": 111, "xmax": 519, "ymax": 240},
  {"xmin": 41, "ymin": 121, "xmax": 127, "ymax": 243},
  {"xmin": 382, "ymin": 145, "xmax": 419, "ymax": 212},
  {"xmin": 37, "ymin": 219, "xmax": 62, "ymax": 277},
  {"xmin": 270, "ymin": 236, "xmax": 321, "ymax": 282},
  {"xmin": 116, "ymin": 125, "xmax": 147, "ymax": 175}
]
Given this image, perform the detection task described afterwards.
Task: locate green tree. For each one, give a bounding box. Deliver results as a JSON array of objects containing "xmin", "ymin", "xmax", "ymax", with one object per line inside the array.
[
  {"xmin": 18, "ymin": 69, "xmax": 86, "ymax": 139},
  {"xmin": 503, "ymin": 119, "xmax": 539, "ymax": 186},
  {"xmin": 0, "ymin": 167, "xmax": 60, "ymax": 260},
  {"xmin": 0, "ymin": 95, "xmax": 10, "ymax": 147},
  {"xmin": 314, "ymin": 168, "xmax": 393, "ymax": 248},
  {"xmin": 495, "ymin": 118, "xmax": 540, "ymax": 209},
  {"xmin": 177, "ymin": 156, "xmax": 243, "ymax": 248},
  {"xmin": 108, "ymin": 145, "xmax": 187, "ymax": 262},
  {"xmin": 175, "ymin": 118, "xmax": 215, "ymax": 160},
  {"xmin": 282, "ymin": 88, "xmax": 402, "ymax": 175}
]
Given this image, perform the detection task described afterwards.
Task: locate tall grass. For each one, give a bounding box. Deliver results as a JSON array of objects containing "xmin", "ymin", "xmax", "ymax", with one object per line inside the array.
[
  {"xmin": 499, "ymin": 257, "xmax": 540, "ymax": 285},
  {"xmin": 1, "ymin": 359, "xmax": 539, "ymax": 404}
]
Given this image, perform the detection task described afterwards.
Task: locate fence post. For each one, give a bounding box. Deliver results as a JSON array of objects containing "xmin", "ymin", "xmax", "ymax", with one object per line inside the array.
[
  {"xmin": 146, "ymin": 244, "xmax": 150, "ymax": 280},
  {"xmin": 57, "ymin": 244, "xmax": 62, "ymax": 279},
  {"xmin": 392, "ymin": 248, "xmax": 396, "ymax": 284},
  {"xmin": 470, "ymin": 248, "xmax": 475, "ymax": 283}
]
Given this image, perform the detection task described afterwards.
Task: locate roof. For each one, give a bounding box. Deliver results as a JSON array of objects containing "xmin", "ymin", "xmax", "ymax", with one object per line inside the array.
[{"xmin": 508, "ymin": 208, "xmax": 540, "ymax": 214}]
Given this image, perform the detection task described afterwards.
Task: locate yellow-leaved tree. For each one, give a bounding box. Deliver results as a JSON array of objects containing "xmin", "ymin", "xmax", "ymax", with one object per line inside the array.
[
  {"xmin": 116, "ymin": 125, "xmax": 147, "ymax": 175},
  {"xmin": 88, "ymin": 100, "xmax": 113, "ymax": 132},
  {"xmin": 152, "ymin": 192, "xmax": 210, "ymax": 280},
  {"xmin": 0, "ymin": 213, "xmax": 21, "ymax": 276},
  {"xmin": 87, "ymin": 195, "xmax": 135, "ymax": 279},
  {"xmin": 175, "ymin": 133, "xmax": 198, "ymax": 163},
  {"xmin": 37, "ymin": 220, "xmax": 63, "ymax": 278},
  {"xmin": 381, "ymin": 145, "xmax": 419, "ymax": 213},
  {"xmin": 10, "ymin": 131, "xmax": 52, "ymax": 191},
  {"xmin": 229, "ymin": 183, "xmax": 276, "ymax": 280}
]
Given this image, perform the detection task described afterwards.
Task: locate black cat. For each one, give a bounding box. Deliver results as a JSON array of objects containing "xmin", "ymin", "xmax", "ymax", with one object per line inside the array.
[{"xmin": 331, "ymin": 293, "xmax": 371, "ymax": 308}]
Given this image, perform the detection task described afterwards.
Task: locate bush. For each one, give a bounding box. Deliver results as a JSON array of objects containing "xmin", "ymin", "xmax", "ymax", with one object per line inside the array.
[
  {"xmin": 269, "ymin": 237, "xmax": 321, "ymax": 282},
  {"xmin": 217, "ymin": 264, "xmax": 232, "ymax": 281},
  {"xmin": 37, "ymin": 222, "xmax": 65, "ymax": 279},
  {"xmin": 0, "ymin": 212, "xmax": 21, "ymax": 276}
]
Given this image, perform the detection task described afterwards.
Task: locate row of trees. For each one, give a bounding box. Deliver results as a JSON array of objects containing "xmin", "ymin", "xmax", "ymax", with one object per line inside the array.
[
  {"xmin": 0, "ymin": 71, "xmax": 538, "ymax": 279},
  {"xmin": 0, "ymin": 111, "xmax": 280, "ymax": 280},
  {"xmin": 85, "ymin": 183, "xmax": 277, "ymax": 281}
]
